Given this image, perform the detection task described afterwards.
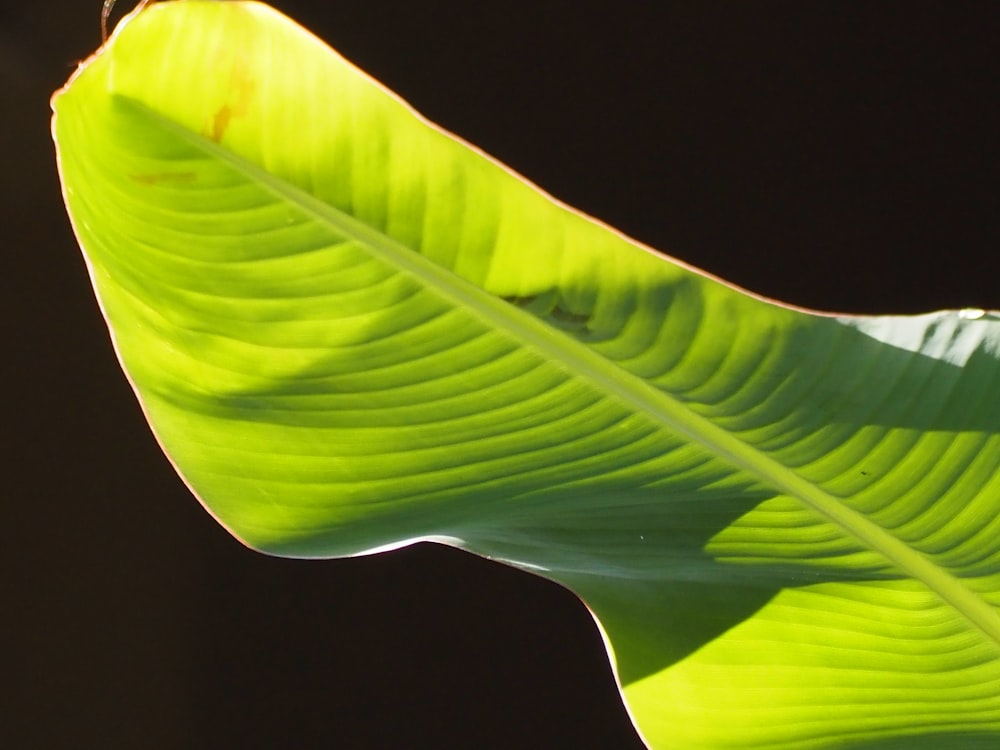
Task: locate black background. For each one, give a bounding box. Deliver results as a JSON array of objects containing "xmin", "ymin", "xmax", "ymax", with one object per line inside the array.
[{"xmin": 4, "ymin": 1, "xmax": 997, "ymax": 747}]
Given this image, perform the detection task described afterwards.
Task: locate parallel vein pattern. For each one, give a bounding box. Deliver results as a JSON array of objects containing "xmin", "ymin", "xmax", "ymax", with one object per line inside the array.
[{"xmin": 54, "ymin": 3, "xmax": 1000, "ymax": 748}]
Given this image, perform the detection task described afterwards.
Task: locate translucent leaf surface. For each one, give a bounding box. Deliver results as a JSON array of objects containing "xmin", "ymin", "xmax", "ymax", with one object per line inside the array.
[{"xmin": 52, "ymin": 3, "xmax": 1000, "ymax": 747}]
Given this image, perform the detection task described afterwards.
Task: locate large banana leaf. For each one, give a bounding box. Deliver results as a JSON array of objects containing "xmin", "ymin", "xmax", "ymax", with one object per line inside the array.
[{"xmin": 52, "ymin": 2, "xmax": 1000, "ymax": 747}]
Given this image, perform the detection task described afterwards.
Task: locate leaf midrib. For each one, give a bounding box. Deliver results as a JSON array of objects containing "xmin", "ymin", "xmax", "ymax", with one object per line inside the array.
[{"xmin": 122, "ymin": 97, "xmax": 1000, "ymax": 648}]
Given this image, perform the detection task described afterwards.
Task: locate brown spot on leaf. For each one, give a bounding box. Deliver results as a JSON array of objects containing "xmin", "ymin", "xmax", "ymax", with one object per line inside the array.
[
  {"xmin": 208, "ymin": 52, "xmax": 257, "ymax": 142},
  {"xmin": 211, "ymin": 105, "xmax": 233, "ymax": 142},
  {"xmin": 130, "ymin": 171, "xmax": 198, "ymax": 185}
]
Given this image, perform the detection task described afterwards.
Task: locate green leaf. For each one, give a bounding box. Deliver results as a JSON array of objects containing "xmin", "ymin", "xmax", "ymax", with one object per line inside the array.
[{"xmin": 52, "ymin": 2, "xmax": 1000, "ymax": 747}]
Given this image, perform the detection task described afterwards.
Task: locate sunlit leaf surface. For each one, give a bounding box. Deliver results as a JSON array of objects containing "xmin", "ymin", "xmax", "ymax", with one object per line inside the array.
[{"xmin": 53, "ymin": 3, "xmax": 1000, "ymax": 747}]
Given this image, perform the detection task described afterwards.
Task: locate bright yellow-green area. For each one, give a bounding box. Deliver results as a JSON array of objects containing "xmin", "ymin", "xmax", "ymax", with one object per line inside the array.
[{"xmin": 54, "ymin": 3, "xmax": 1000, "ymax": 747}]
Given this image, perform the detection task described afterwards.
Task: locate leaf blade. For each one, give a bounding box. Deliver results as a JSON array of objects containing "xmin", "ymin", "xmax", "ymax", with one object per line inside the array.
[{"xmin": 53, "ymin": 2, "xmax": 1000, "ymax": 747}]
